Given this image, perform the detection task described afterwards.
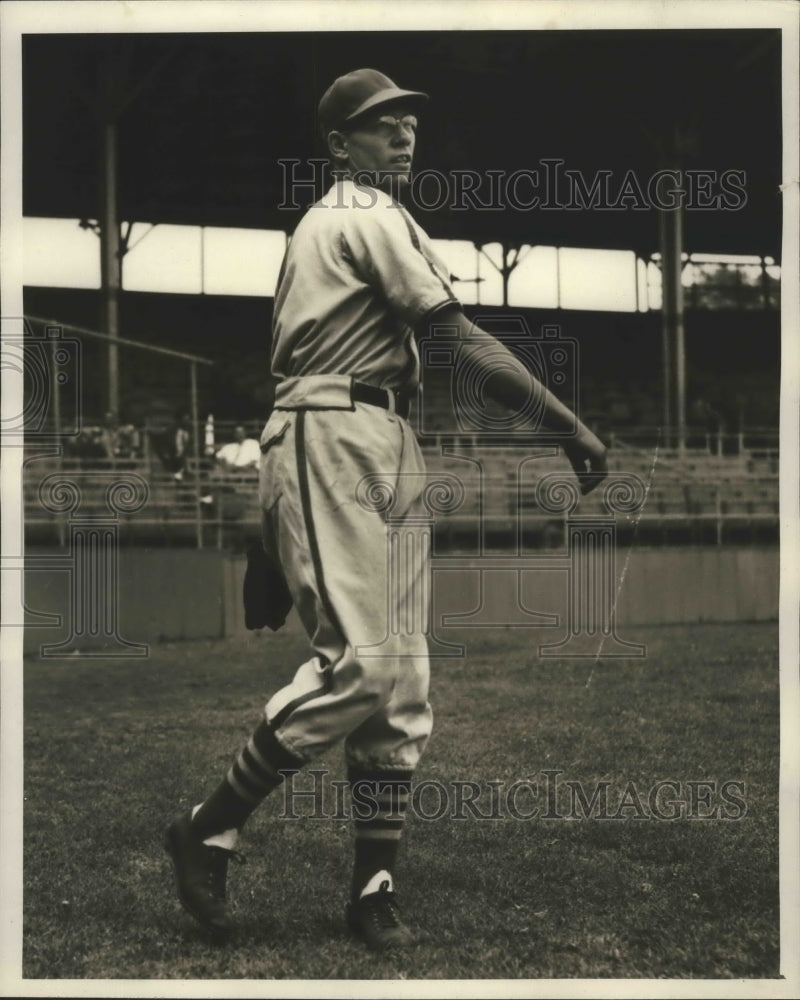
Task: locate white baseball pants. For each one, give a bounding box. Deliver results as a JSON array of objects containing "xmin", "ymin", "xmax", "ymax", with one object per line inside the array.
[{"xmin": 257, "ymin": 375, "xmax": 433, "ymax": 772}]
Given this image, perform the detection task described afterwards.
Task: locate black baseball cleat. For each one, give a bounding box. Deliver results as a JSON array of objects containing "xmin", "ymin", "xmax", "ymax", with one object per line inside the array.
[
  {"xmin": 164, "ymin": 812, "xmax": 243, "ymax": 939},
  {"xmin": 346, "ymin": 879, "xmax": 415, "ymax": 952}
]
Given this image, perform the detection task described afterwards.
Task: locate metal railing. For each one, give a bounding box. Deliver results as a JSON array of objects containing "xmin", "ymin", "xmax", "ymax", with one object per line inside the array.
[{"xmin": 23, "ymin": 446, "xmax": 779, "ymax": 551}]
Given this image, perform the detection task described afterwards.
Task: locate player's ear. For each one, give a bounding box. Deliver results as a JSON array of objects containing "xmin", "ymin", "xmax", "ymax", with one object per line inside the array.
[{"xmin": 327, "ymin": 129, "xmax": 349, "ymax": 164}]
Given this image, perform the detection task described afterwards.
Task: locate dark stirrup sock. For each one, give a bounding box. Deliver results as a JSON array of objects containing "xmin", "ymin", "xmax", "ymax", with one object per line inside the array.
[
  {"xmin": 348, "ymin": 766, "xmax": 412, "ymax": 902},
  {"xmin": 191, "ymin": 719, "xmax": 303, "ymax": 839}
]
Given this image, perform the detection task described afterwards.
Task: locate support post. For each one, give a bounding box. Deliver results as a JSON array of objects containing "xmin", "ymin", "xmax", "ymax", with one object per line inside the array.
[
  {"xmin": 555, "ymin": 245, "xmax": 561, "ymax": 309},
  {"xmin": 478, "ymin": 241, "xmax": 526, "ymax": 308},
  {"xmin": 100, "ymin": 118, "xmax": 120, "ymax": 417},
  {"xmin": 760, "ymin": 255, "xmax": 771, "ymax": 309},
  {"xmin": 657, "ymin": 166, "xmax": 686, "ymax": 453},
  {"xmin": 501, "ymin": 242, "xmax": 511, "ymax": 307},
  {"xmin": 190, "ymin": 362, "xmax": 202, "ymax": 549}
]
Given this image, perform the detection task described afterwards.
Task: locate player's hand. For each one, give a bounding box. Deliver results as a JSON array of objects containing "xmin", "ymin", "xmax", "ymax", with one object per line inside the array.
[{"xmin": 562, "ymin": 428, "xmax": 608, "ymax": 496}]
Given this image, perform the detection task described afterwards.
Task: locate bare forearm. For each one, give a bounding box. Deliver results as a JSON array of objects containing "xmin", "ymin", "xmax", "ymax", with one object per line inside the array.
[
  {"xmin": 418, "ymin": 305, "xmax": 608, "ymax": 492},
  {"xmin": 426, "ymin": 307, "xmax": 582, "ymax": 436}
]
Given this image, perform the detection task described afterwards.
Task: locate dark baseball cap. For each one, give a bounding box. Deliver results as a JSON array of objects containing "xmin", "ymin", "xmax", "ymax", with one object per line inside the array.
[{"xmin": 318, "ymin": 68, "xmax": 428, "ymax": 136}]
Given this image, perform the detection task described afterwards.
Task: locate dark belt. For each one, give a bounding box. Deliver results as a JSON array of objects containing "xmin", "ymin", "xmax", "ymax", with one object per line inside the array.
[{"xmin": 352, "ymin": 381, "xmax": 411, "ymax": 420}]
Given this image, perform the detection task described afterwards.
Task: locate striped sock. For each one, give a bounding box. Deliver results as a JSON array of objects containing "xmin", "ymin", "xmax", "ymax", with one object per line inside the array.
[
  {"xmin": 348, "ymin": 767, "xmax": 412, "ymax": 902},
  {"xmin": 191, "ymin": 719, "xmax": 303, "ymax": 839}
]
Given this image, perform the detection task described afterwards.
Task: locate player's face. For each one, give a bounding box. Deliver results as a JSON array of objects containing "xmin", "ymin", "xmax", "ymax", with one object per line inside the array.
[{"xmin": 338, "ymin": 103, "xmax": 418, "ymax": 191}]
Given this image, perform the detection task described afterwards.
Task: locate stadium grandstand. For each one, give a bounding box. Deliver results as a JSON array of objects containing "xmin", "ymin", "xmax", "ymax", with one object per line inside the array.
[
  {"xmin": 5, "ymin": 13, "xmax": 793, "ymax": 987},
  {"xmin": 17, "ymin": 30, "xmax": 780, "ymax": 553}
]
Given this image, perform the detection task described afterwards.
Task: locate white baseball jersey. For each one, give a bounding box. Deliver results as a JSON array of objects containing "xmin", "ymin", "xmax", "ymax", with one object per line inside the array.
[{"xmin": 271, "ymin": 179, "xmax": 459, "ymax": 391}]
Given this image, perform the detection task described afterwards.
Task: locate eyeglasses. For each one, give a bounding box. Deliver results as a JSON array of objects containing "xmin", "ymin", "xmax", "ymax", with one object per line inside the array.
[{"xmin": 360, "ymin": 114, "xmax": 418, "ymax": 138}]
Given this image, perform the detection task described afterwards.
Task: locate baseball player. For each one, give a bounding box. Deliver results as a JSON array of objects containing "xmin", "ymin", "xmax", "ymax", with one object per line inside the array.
[{"xmin": 165, "ymin": 68, "xmax": 608, "ymax": 952}]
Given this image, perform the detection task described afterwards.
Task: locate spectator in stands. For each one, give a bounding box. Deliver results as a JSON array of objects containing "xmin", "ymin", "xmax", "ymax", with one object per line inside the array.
[
  {"xmin": 64, "ymin": 424, "xmax": 106, "ymax": 465},
  {"xmin": 114, "ymin": 415, "xmax": 142, "ymax": 460},
  {"xmin": 691, "ymin": 396, "xmax": 723, "ymax": 431},
  {"xmin": 98, "ymin": 411, "xmax": 118, "ymax": 460},
  {"xmin": 171, "ymin": 413, "xmax": 192, "ymax": 481},
  {"xmin": 200, "ymin": 425, "xmax": 260, "ymax": 507},
  {"xmin": 148, "ymin": 409, "xmax": 192, "ymax": 481},
  {"xmin": 214, "ymin": 425, "xmax": 261, "ymax": 472},
  {"xmin": 690, "ymin": 396, "xmax": 727, "ymax": 452}
]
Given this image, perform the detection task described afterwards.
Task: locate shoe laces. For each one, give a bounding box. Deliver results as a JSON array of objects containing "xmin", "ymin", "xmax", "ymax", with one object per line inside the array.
[
  {"xmin": 205, "ymin": 846, "xmax": 245, "ymax": 898},
  {"xmin": 366, "ymin": 880, "xmax": 403, "ymax": 929}
]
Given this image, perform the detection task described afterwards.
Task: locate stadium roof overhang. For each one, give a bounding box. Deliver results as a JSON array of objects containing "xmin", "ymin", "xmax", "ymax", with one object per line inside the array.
[{"xmin": 22, "ymin": 29, "xmax": 782, "ymax": 260}]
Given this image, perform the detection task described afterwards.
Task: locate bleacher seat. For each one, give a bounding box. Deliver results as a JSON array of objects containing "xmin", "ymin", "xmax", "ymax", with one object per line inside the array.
[{"xmin": 21, "ymin": 431, "xmax": 778, "ymax": 548}]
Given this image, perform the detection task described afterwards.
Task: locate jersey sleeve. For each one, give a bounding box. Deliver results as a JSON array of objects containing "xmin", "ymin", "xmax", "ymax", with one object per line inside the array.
[{"xmin": 340, "ymin": 192, "xmax": 460, "ymax": 327}]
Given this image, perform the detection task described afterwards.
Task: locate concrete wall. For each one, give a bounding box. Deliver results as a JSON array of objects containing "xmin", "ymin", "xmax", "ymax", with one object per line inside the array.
[
  {"xmin": 22, "ymin": 548, "xmax": 225, "ymax": 656},
  {"xmin": 22, "ymin": 546, "xmax": 778, "ymax": 657},
  {"xmin": 222, "ymin": 546, "xmax": 779, "ymax": 650}
]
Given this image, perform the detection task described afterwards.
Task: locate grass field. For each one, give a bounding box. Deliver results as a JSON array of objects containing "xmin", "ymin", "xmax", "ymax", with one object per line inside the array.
[{"xmin": 21, "ymin": 621, "xmax": 779, "ymax": 981}]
